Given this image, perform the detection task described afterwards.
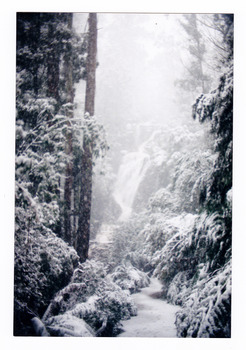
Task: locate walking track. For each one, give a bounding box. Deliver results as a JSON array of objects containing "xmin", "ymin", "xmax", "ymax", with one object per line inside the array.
[{"xmin": 118, "ymin": 278, "xmax": 181, "ymax": 337}]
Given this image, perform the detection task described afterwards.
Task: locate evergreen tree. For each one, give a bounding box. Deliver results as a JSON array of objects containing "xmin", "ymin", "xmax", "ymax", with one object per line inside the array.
[{"xmin": 177, "ymin": 14, "xmax": 211, "ymax": 95}]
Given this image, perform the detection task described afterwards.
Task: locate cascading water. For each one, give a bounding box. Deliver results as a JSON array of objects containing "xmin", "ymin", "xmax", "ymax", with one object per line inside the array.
[{"xmin": 113, "ymin": 145, "xmax": 151, "ymax": 221}]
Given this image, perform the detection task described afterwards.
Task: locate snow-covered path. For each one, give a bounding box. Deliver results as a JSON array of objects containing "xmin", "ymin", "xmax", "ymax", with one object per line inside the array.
[{"xmin": 119, "ymin": 278, "xmax": 181, "ymax": 337}]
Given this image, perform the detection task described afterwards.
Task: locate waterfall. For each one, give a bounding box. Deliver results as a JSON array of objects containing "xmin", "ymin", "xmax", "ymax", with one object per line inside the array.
[{"xmin": 113, "ymin": 148, "xmax": 150, "ymax": 221}]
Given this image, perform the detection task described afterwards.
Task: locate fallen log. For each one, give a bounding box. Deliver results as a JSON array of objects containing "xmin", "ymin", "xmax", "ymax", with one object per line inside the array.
[
  {"xmin": 31, "ymin": 317, "xmax": 50, "ymax": 336},
  {"xmin": 95, "ymin": 315, "xmax": 108, "ymax": 336}
]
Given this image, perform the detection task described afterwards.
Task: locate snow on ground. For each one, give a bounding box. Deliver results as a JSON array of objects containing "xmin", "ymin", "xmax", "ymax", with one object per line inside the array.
[
  {"xmin": 88, "ymin": 224, "xmax": 116, "ymax": 260},
  {"xmin": 118, "ymin": 278, "xmax": 181, "ymax": 337},
  {"xmin": 92, "ymin": 224, "xmax": 115, "ymax": 244}
]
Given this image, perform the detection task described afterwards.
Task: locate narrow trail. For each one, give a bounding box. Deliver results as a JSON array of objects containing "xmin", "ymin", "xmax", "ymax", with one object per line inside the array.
[{"xmin": 119, "ymin": 278, "xmax": 181, "ymax": 337}]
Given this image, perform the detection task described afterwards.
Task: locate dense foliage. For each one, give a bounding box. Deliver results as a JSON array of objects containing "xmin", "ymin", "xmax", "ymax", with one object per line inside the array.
[
  {"xmin": 41, "ymin": 259, "xmax": 151, "ymax": 336},
  {"xmin": 14, "ymin": 228, "xmax": 79, "ymax": 335},
  {"xmin": 15, "ymin": 13, "xmax": 108, "ymax": 335},
  {"xmin": 110, "ymin": 61, "xmax": 232, "ymax": 337},
  {"xmin": 14, "ymin": 13, "xmax": 233, "ymax": 338},
  {"xmin": 193, "ymin": 63, "xmax": 233, "ymax": 214}
]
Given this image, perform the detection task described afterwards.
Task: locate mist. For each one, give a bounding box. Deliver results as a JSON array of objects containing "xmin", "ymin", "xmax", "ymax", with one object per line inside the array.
[
  {"xmin": 73, "ymin": 13, "xmax": 221, "ymax": 229},
  {"xmin": 74, "ymin": 14, "xmax": 188, "ymax": 147}
]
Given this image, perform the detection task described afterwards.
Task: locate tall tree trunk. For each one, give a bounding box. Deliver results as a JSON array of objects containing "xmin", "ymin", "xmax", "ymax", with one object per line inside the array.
[
  {"xmin": 47, "ymin": 22, "xmax": 60, "ymax": 102},
  {"xmin": 76, "ymin": 13, "xmax": 97, "ymax": 261},
  {"xmin": 32, "ymin": 14, "xmax": 41, "ymax": 96},
  {"xmin": 84, "ymin": 13, "xmax": 97, "ymax": 115},
  {"xmin": 63, "ymin": 13, "xmax": 74, "ymax": 245}
]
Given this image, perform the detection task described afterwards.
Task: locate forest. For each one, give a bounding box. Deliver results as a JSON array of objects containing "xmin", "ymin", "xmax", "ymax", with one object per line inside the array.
[{"xmin": 14, "ymin": 12, "xmax": 233, "ymax": 338}]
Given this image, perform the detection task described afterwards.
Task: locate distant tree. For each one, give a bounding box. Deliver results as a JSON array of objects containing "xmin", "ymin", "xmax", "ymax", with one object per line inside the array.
[
  {"xmin": 176, "ymin": 14, "xmax": 211, "ymax": 96},
  {"xmin": 197, "ymin": 14, "xmax": 233, "ymax": 69},
  {"xmin": 213, "ymin": 14, "xmax": 233, "ymax": 64}
]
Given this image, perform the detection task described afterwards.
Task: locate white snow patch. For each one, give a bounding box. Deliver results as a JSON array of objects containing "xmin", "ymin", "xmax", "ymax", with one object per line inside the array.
[
  {"xmin": 119, "ymin": 278, "xmax": 181, "ymax": 337},
  {"xmin": 94, "ymin": 224, "xmax": 115, "ymax": 244}
]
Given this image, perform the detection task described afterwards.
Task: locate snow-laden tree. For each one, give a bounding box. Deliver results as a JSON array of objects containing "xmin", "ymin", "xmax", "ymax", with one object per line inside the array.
[
  {"xmin": 15, "ymin": 13, "xmax": 108, "ymax": 335},
  {"xmin": 192, "ymin": 63, "xmax": 233, "ymax": 214}
]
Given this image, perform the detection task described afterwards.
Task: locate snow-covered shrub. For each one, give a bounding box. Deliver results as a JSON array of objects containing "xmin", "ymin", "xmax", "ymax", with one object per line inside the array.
[
  {"xmin": 14, "ymin": 227, "xmax": 78, "ymax": 334},
  {"xmin": 133, "ymin": 122, "xmax": 211, "ymax": 214},
  {"xmin": 109, "ymin": 214, "xmax": 150, "ymax": 270},
  {"xmin": 169, "ymin": 149, "xmax": 215, "ymax": 213},
  {"xmin": 146, "ymin": 147, "xmax": 214, "ymax": 216},
  {"xmin": 152, "ymin": 213, "xmax": 197, "ymax": 287},
  {"xmin": 87, "ymin": 287, "xmax": 137, "ymax": 335},
  {"xmin": 175, "ymin": 260, "xmax": 231, "ymax": 337},
  {"xmin": 152, "ymin": 212, "xmax": 230, "ymax": 291},
  {"xmin": 109, "ymin": 263, "xmax": 150, "ymax": 293},
  {"xmin": 42, "ymin": 260, "xmax": 108, "ymax": 320},
  {"xmin": 45, "ymin": 314, "xmax": 94, "ymax": 336},
  {"xmin": 148, "ymin": 187, "xmax": 181, "ymax": 214},
  {"xmin": 45, "ymin": 285, "xmax": 137, "ymax": 337},
  {"xmin": 166, "ymin": 271, "xmax": 192, "ymax": 306},
  {"xmin": 43, "ymin": 259, "xmax": 137, "ymax": 336},
  {"xmin": 147, "ymin": 211, "xmax": 231, "ymax": 337},
  {"xmin": 140, "ymin": 212, "xmax": 181, "ymax": 256}
]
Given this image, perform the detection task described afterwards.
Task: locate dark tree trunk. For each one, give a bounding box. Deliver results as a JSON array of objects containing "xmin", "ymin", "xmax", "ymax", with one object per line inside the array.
[
  {"xmin": 76, "ymin": 148, "xmax": 93, "ymax": 261},
  {"xmin": 84, "ymin": 13, "xmax": 97, "ymax": 116},
  {"xmin": 47, "ymin": 22, "xmax": 60, "ymax": 102},
  {"xmin": 32, "ymin": 15, "xmax": 41, "ymax": 96},
  {"xmin": 76, "ymin": 13, "xmax": 97, "ymax": 261},
  {"xmin": 63, "ymin": 13, "xmax": 74, "ymax": 245}
]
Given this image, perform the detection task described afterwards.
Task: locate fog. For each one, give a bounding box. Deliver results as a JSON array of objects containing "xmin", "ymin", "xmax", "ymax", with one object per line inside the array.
[
  {"xmin": 73, "ymin": 13, "xmax": 220, "ymax": 228},
  {"xmin": 74, "ymin": 14, "xmax": 190, "ymax": 148}
]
